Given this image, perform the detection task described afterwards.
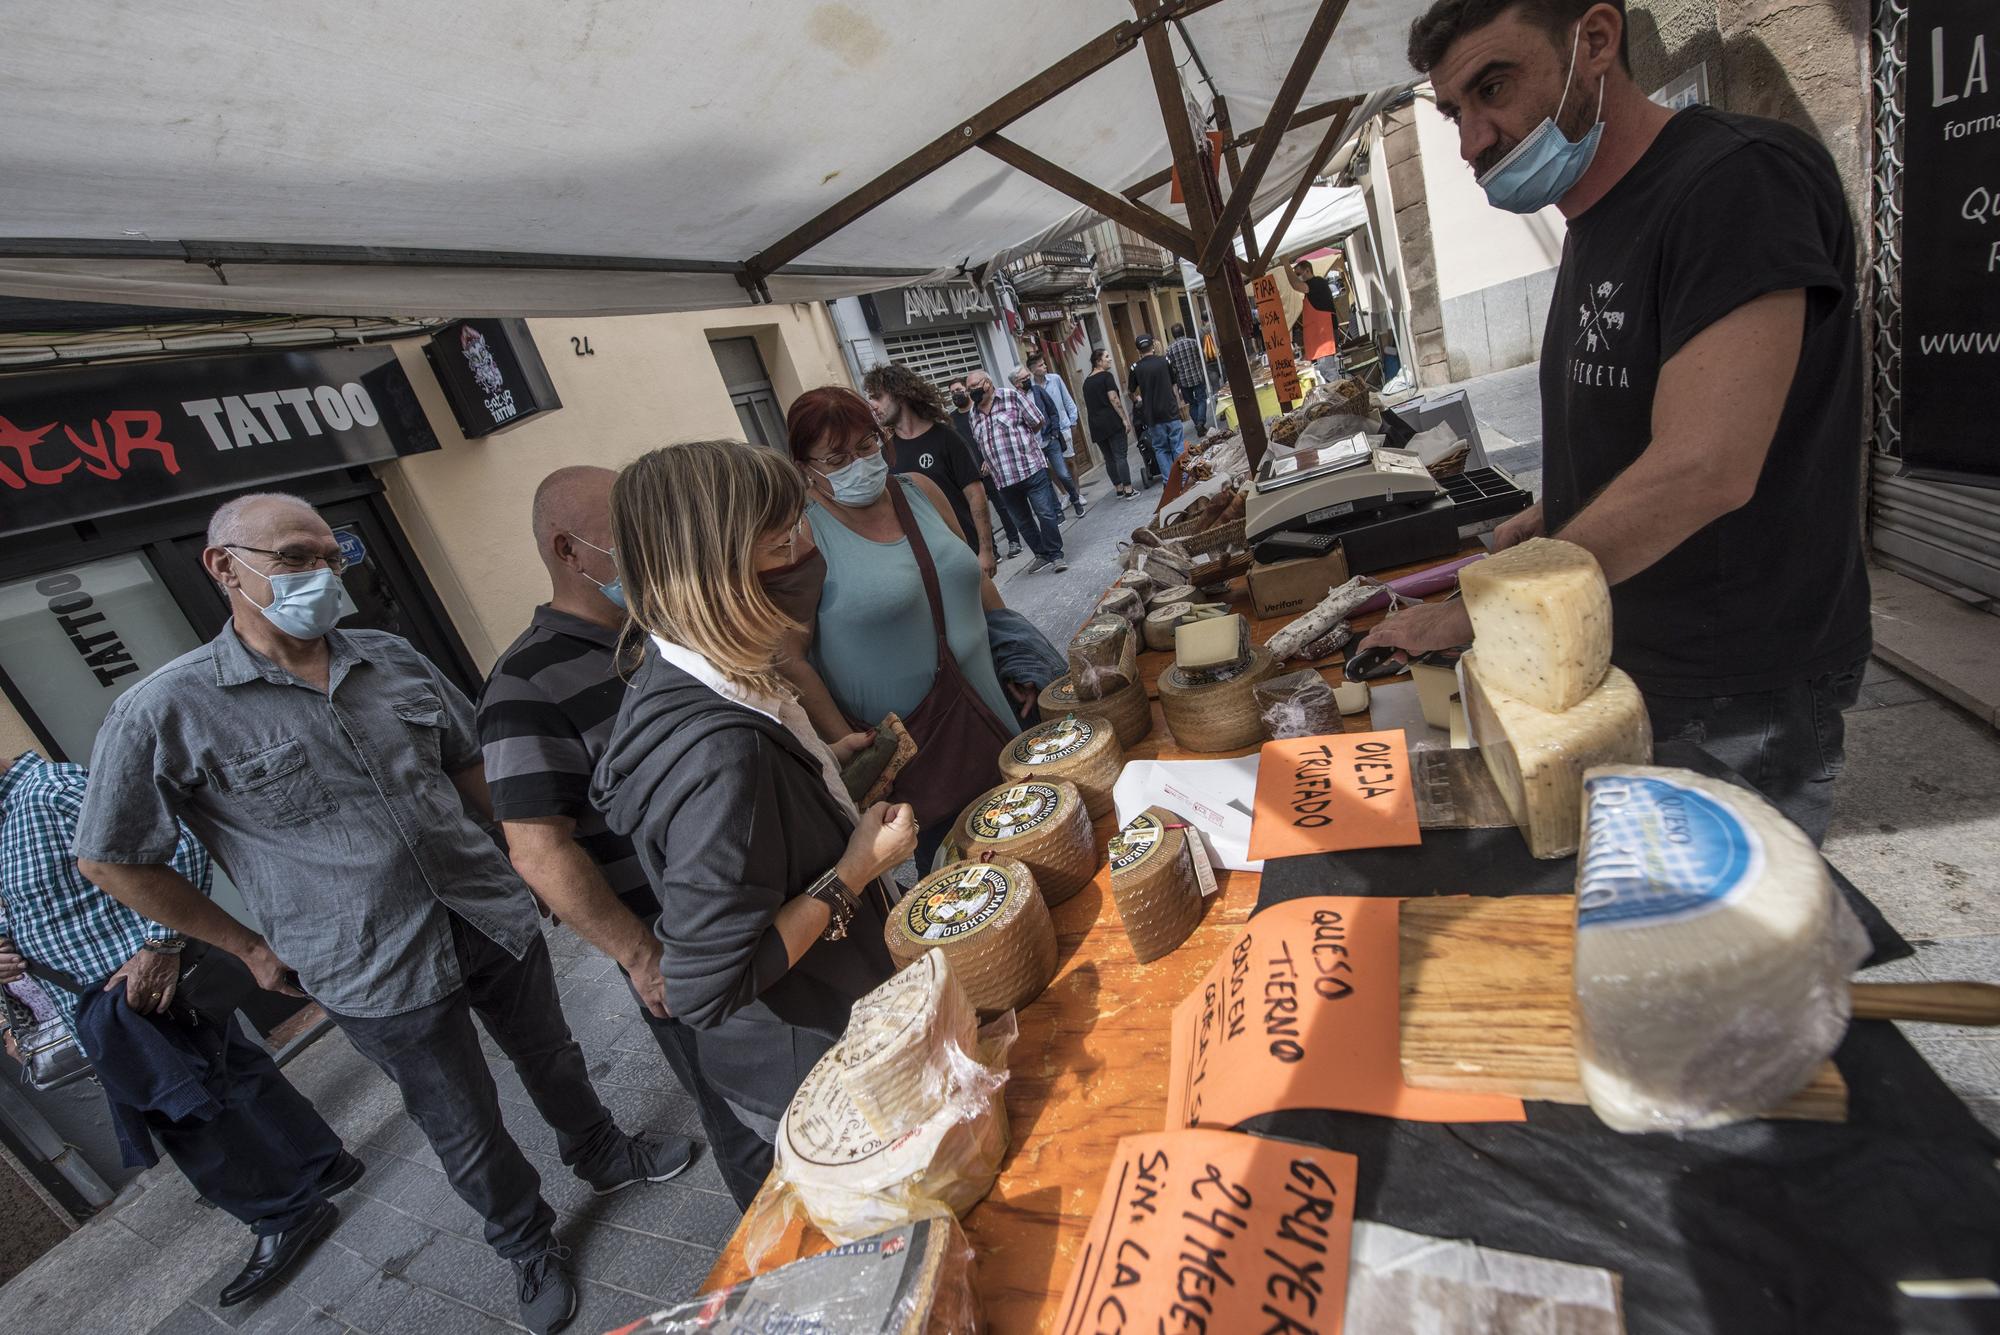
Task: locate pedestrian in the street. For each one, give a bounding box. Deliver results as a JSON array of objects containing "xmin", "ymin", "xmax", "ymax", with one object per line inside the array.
[
  {"xmin": 1368, "ymin": 0, "xmax": 1872, "ymax": 842},
  {"xmin": 1129, "ymin": 334, "xmax": 1185, "ymax": 483},
  {"xmin": 590, "ymin": 441, "xmax": 908, "ymax": 1138},
  {"xmin": 781, "ymin": 389, "xmax": 1021, "ymax": 867},
  {"xmin": 1015, "ymin": 363, "xmax": 1085, "ymax": 519},
  {"xmin": 1026, "ymin": 353, "xmax": 1086, "ymax": 518},
  {"xmin": 949, "ymin": 378, "xmax": 1025, "ymax": 560},
  {"xmin": 966, "ymin": 368, "xmax": 1068, "ymax": 573},
  {"xmin": 74, "ymin": 492, "xmax": 689, "ymax": 1335},
  {"xmin": 1165, "ymin": 323, "xmax": 1210, "ymax": 434},
  {"xmin": 863, "ymin": 362, "xmax": 998, "ymax": 576},
  {"xmin": 0, "ymin": 752, "xmax": 359, "ymax": 1309},
  {"xmin": 477, "ymin": 465, "xmax": 759, "ymax": 1208},
  {"xmin": 1082, "ymin": 347, "xmax": 1137, "ymax": 498}
]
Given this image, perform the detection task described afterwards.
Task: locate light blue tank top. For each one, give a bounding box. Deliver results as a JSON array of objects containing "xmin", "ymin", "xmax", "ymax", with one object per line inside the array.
[{"xmin": 807, "ymin": 477, "xmax": 1020, "ymax": 733}]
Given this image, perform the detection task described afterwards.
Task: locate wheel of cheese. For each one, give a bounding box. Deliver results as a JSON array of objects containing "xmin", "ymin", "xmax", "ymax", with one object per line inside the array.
[
  {"xmin": 1147, "ymin": 582, "xmax": 1198, "ymax": 611},
  {"xmin": 1458, "ymin": 537, "xmax": 1612, "ymax": 713},
  {"xmin": 777, "ymin": 999, "xmax": 1010, "ymax": 1241},
  {"xmin": 997, "ymin": 713, "xmax": 1123, "ymax": 818},
  {"xmin": 958, "ymin": 779, "xmax": 1097, "ymax": 905},
  {"xmin": 1144, "ymin": 601, "xmax": 1194, "ymax": 653},
  {"xmin": 886, "ymin": 859, "xmax": 1058, "ymax": 1016},
  {"xmin": 1159, "ymin": 646, "xmax": 1278, "ymax": 752},
  {"xmin": 1110, "ymin": 569, "xmax": 1156, "ymax": 604},
  {"xmin": 1108, "ymin": 807, "xmax": 1205, "ymax": 963},
  {"xmin": 1038, "ymin": 673, "xmax": 1152, "ymax": 748},
  {"xmin": 836, "ymin": 952, "xmax": 978, "ymax": 1139}
]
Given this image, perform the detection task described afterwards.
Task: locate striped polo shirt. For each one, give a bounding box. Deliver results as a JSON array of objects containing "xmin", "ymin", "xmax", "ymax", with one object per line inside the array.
[{"xmin": 477, "ymin": 605, "xmax": 653, "ymax": 914}]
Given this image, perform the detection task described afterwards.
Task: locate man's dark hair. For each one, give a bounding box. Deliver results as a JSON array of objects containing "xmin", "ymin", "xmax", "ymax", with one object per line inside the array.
[
  {"xmin": 1026, "ymin": 351, "xmax": 1046, "ymax": 367},
  {"xmin": 1407, "ymin": 0, "xmax": 1627, "ymax": 75},
  {"xmin": 1170, "ymin": 323, "xmax": 1186, "ymax": 338},
  {"xmin": 861, "ymin": 361, "xmax": 949, "ymax": 424}
]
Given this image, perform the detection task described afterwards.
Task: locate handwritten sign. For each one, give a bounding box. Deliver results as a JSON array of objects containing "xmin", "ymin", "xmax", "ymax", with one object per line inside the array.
[
  {"xmin": 1052, "ymin": 1128, "xmax": 1358, "ymax": 1335},
  {"xmin": 1249, "ymin": 731, "xmax": 1420, "ymax": 860},
  {"xmin": 1253, "ymin": 273, "xmax": 1303, "ymax": 405},
  {"xmin": 1165, "ymin": 898, "xmax": 1525, "ymax": 1129}
]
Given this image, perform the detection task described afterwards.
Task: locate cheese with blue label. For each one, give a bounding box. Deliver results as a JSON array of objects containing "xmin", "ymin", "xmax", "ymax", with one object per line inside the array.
[{"xmin": 1572, "ymin": 765, "xmax": 1870, "ymax": 1132}]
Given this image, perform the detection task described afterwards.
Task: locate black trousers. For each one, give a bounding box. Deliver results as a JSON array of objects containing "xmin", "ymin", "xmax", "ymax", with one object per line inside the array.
[
  {"xmin": 633, "ymin": 1003, "xmax": 771, "ymax": 1209},
  {"xmin": 981, "ymin": 475, "xmax": 1023, "ymax": 545},
  {"xmin": 142, "ymin": 1010, "xmax": 345, "ymax": 1236},
  {"xmin": 332, "ymin": 918, "xmax": 622, "ymax": 1261},
  {"xmin": 1095, "ymin": 428, "xmax": 1132, "ymax": 489}
]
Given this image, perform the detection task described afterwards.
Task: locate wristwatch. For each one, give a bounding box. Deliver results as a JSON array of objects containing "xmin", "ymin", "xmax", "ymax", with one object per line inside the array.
[
  {"xmin": 803, "ymin": 867, "xmax": 856, "ymax": 942},
  {"xmin": 141, "ymin": 937, "xmax": 186, "ymax": 955}
]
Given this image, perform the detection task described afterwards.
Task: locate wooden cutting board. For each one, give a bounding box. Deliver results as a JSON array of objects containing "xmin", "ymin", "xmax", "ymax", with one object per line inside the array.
[{"xmin": 1398, "ymin": 896, "xmax": 1848, "ymax": 1122}]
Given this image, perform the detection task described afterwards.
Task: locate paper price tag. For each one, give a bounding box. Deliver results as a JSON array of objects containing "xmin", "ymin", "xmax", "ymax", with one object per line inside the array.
[
  {"xmin": 1248, "ymin": 730, "xmax": 1420, "ymax": 860},
  {"xmin": 1165, "ymin": 898, "xmax": 1524, "ymax": 1130},
  {"xmin": 1052, "ymin": 1128, "xmax": 1359, "ymax": 1335}
]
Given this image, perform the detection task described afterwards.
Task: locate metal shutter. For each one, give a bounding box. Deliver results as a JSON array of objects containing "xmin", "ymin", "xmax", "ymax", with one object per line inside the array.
[{"xmin": 882, "ymin": 327, "xmax": 985, "ymax": 389}]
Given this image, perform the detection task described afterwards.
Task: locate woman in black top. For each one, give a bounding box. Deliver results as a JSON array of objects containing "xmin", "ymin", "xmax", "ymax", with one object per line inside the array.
[
  {"xmin": 1080, "ymin": 347, "xmax": 1137, "ymax": 498},
  {"xmin": 591, "ymin": 439, "xmax": 912, "ymax": 1147}
]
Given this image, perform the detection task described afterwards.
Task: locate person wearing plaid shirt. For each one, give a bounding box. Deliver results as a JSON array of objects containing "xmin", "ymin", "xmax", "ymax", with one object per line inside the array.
[
  {"xmin": 0, "ymin": 748, "xmax": 359, "ymax": 1308},
  {"xmin": 1166, "ymin": 323, "xmax": 1211, "ymax": 433},
  {"xmin": 966, "ymin": 368, "xmax": 1068, "ymax": 573}
]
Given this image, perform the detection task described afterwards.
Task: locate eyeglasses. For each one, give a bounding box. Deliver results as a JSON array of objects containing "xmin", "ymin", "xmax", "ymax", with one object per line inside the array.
[
  {"xmin": 758, "ymin": 512, "xmax": 808, "ymax": 563},
  {"xmin": 227, "ymin": 544, "xmax": 348, "ymax": 576},
  {"xmin": 805, "ymin": 434, "xmax": 883, "ymax": 472}
]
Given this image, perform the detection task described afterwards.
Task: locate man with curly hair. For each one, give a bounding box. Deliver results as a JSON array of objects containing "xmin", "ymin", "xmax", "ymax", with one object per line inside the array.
[{"xmin": 862, "ymin": 362, "xmax": 998, "ymax": 575}]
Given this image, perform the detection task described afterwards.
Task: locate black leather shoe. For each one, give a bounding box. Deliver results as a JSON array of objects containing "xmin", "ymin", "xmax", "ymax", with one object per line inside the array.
[
  {"xmin": 218, "ymin": 1200, "xmax": 337, "ymax": 1308},
  {"xmin": 316, "ymin": 1151, "xmax": 365, "ymax": 1199}
]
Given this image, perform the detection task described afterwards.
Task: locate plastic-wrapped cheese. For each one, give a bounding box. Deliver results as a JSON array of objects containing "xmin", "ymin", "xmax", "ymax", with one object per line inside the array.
[
  {"xmin": 1458, "ymin": 538, "xmax": 1612, "ymax": 712},
  {"xmin": 1067, "ymin": 616, "xmax": 1137, "ymax": 700},
  {"xmin": 1038, "ymin": 673, "xmax": 1153, "ymax": 749},
  {"xmin": 1462, "ymin": 651, "xmax": 1650, "ymax": 858},
  {"xmin": 837, "ymin": 952, "xmax": 979, "ymax": 1139},
  {"xmin": 1572, "ymin": 765, "xmax": 1871, "ymax": 1132},
  {"xmin": 998, "ymin": 713, "xmax": 1122, "ymax": 818}
]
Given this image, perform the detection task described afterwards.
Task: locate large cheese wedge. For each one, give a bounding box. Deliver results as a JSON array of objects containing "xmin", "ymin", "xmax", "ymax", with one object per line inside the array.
[
  {"xmin": 1462, "ymin": 651, "xmax": 1650, "ymax": 858},
  {"xmin": 1572, "ymin": 765, "xmax": 1870, "ymax": 1132},
  {"xmin": 1459, "ymin": 538, "xmax": 1612, "ymax": 712}
]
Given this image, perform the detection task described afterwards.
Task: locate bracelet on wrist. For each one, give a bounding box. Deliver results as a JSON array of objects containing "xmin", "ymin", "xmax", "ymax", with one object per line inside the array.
[{"xmin": 141, "ymin": 937, "xmax": 186, "ymax": 955}]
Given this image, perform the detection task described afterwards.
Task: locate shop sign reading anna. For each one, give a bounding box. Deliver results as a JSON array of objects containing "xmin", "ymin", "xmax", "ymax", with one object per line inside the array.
[{"xmin": 0, "ymin": 345, "xmax": 439, "ymax": 539}]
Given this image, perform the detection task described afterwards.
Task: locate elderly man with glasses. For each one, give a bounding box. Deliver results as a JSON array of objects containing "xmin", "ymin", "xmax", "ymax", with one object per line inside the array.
[
  {"xmin": 965, "ymin": 368, "xmax": 1067, "ymax": 574},
  {"xmin": 73, "ymin": 491, "xmax": 688, "ymax": 1335}
]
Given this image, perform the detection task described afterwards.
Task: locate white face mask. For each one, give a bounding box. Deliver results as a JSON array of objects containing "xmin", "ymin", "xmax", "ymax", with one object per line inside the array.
[
  {"xmin": 815, "ymin": 450, "xmax": 890, "ymax": 507},
  {"xmin": 229, "ymin": 551, "xmax": 345, "ymax": 640},
  {"xmin": 1474, "ymin": 23, "xmax": 1605, "ymax": 214}
]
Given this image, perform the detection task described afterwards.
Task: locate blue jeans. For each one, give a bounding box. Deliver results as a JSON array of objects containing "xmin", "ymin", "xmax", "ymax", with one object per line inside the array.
[
  {"xmin": 1144, "ymin": 421, "xmax": 1182, "ymax": 480},
  {"xmin": 1000, "ymin": 468, "xmax": 1064, "ymax": 561},
  {"xmin": 1181, "ymin": 382, "xmax": 1209, "ymax": 433},
  {"xmin": 1643, "ymin": 654, "xmax": 1867, "ymax": 846},
  {"xmin": 1043, "ymin": 439, "xmax": 1081, "ymax": 507}
]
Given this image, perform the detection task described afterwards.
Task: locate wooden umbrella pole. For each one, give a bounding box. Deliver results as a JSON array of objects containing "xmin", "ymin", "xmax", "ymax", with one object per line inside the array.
[{"xmin": 1138, "ymin": 22, "xmax": 1271, "ymax": 473}]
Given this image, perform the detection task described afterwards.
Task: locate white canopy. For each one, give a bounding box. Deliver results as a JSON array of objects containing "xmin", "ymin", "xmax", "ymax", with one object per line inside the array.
[
  {"xmin": 0, "ymin": 0, "xmax": 1424, "ymax": 317},
  {"xmin": 1243, "ymin": 185, "xmax": 1371, "ymax": 260}
]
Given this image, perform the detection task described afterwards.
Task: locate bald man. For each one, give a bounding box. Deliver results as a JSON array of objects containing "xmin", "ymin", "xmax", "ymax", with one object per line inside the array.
[
  {"xmin": 477, "ymin": 467, "xmax": 767, "ymax": 1207},
  {"xmin": 75, "ymin": 490, "xmax": 688, "ymax": 1335}
]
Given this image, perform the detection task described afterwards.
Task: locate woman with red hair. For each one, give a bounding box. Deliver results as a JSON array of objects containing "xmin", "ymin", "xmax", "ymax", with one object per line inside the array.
[{"xmin": 779, "ymin": 386, "xmax": 1020, "ymax": 869}]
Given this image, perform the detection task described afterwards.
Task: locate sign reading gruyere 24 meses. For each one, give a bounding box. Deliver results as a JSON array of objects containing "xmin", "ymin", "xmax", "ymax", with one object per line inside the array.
[{"xmin": 1901, "ymin": 0, "xmax": 1998, "ymax": 482}]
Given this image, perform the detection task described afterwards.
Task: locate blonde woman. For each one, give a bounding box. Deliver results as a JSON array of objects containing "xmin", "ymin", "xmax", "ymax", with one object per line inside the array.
[{"xmin": 590, "ymin": 440, "xmax": 912, "ymax": 1145}]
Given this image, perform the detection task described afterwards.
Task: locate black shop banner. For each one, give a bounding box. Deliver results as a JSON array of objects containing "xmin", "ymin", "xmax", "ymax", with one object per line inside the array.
[
  {"xmin": 0, "ymin": 345, "xmax": 439, "ymax": 538},
  {"xmin": 1899, "ymin": 0, "xmax": 1999, "ymax": 485}
]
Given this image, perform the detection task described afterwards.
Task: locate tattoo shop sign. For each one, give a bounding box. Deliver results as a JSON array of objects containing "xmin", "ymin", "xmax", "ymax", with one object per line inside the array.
[{"xmin": 0, "ymin": 345, "xmax": 439, "ymax": 539}]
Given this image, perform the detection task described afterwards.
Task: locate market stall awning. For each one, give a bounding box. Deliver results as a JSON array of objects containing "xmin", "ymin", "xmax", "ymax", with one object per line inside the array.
[{"xmin": 0, "ymin": 0, "xmax": 1423, "ymax": 317}]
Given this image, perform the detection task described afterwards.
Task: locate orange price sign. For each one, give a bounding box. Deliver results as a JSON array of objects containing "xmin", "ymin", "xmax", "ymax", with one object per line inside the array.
[
  {"xmin": 1164, "ymin": 897, "xmax": 1525, "ymax": 1130},
  {"xmin": 1051, "ymin": 1128, "xmax": 1359, "ymax": 1335},
  {"xmin": 1249, "ymin": 730, "xmax": 1420, "ymax": 861},
  {"xmin": 1252, "ymin": 273, "xmax": 1302, "ymax": 404}
]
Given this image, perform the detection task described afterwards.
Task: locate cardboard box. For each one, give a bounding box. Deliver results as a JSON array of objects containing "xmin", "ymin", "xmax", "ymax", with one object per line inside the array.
[{"xmin": 1247, "ymin": 547, "xmax": 1352, "ymax": 619}]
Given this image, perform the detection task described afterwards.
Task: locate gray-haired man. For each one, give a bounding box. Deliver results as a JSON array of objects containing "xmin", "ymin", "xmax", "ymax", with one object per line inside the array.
[{"xmin": 75, "ymin": 491, "xmax": 689, "ymax": 1335}]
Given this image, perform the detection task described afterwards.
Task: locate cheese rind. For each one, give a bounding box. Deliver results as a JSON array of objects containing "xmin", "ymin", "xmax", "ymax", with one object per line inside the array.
[
  {"xmin": 1459, "ymin": 538, "xmax": 1612, "ymax": 713},
  {"xmin": 1462, "ymin": 653, "xmax": 1650, "ymax": 858},
  {"xmin": 1572, "ymin": 765, "xmax": 1870, "ymax": 1132}
]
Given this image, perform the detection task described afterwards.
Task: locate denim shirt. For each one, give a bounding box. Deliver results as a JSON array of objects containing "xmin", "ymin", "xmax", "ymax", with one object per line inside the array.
[{"xmin": 73, "ymin": 623, "xmax": 540, "ymax": 1019}]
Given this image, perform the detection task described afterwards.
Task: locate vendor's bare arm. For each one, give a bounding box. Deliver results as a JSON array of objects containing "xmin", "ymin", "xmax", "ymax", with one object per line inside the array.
[
  {"xmin": 1553, "ymin": 290, "xmax": 1805, "ymax": 584},
  {"xmin": 504, "ymin": 815, "xmax": 667, "ymax": 1016}
]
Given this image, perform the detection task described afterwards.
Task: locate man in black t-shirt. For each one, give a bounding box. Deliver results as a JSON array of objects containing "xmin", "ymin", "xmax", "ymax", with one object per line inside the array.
[
  {"xmin": 1129, "ymin": 335, "xmax": 1185, "ymax": 484},
  {"xmin": 863, "ymin": 362, "xmax": 997, "ymax": 575},
  {"xmin": 1364, "ymin": 0, "xmax": 1870, "ymax": 842}
]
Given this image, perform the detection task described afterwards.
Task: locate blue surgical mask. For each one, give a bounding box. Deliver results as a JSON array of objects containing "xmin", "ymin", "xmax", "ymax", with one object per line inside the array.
[
  {"xmin": 1476, "ymin": 24, "xmax": 1605, "ymax": 214},
  {"xmin": 229, "ymin": 552, "xmax": 344, "ymax": 640},
  {"xmin": 817, "ymin": 450, "xmax": 891, "ymax": 507},
  {"xmin": 567, "ymin": 533, "xmax": 626, "ymax": 610}
]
